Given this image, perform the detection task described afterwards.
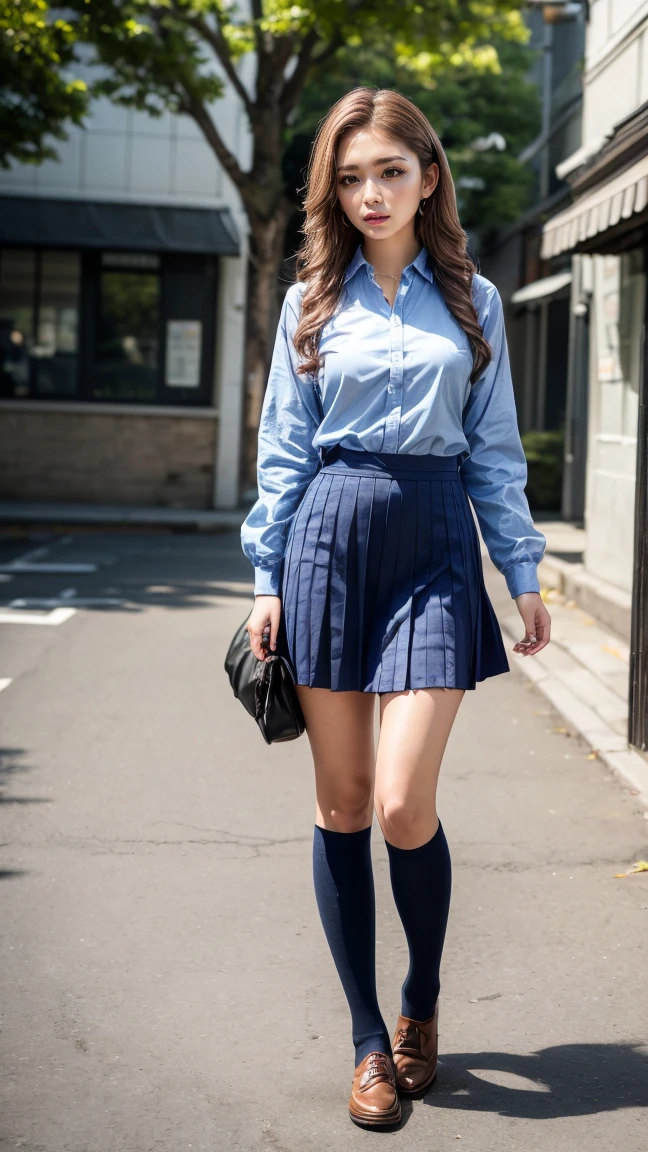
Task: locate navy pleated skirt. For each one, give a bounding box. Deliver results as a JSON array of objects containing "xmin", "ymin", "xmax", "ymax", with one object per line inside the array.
[{"xmin": 275, "ymin": 445, "xmax": 510, "ymax": 693}]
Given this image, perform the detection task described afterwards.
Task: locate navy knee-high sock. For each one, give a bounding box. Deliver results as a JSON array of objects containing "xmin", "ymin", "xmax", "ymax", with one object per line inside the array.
[
  {"xmin": 385, "ymin": 819, "xmax": 452, "ymax": 1022},
  {"xmin": 312, "ymin": 824, "xmax": 391, "ymax": 1064}
]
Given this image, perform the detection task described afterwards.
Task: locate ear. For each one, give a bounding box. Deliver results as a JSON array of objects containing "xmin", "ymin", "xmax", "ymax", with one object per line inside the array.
[{"xmin": 422, "ymin": 162, "xmax": 439, "ymax": 198}]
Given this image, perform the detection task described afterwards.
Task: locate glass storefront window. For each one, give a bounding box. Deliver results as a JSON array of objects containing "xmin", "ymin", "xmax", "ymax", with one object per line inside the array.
[
  {"xmin": 0, "ymin": 250, "xmax": 36, "ymax": 398},
  {"xmin": 0, "ymin": 249, "xmax": 80, "ymax": 398},
  {"xmin": 34, "ymin": 251, "xmax": 81, "ymax": 397},
  {"xmin": 0, "ymin": 247, "xmax": 214, "ymax": 406},
  {"xmin": 91, "ymin": 270, "xmax": 160, "ymax": 402}
]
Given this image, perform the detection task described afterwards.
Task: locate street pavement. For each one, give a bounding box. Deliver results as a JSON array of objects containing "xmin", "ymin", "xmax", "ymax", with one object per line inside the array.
[{"xmin": 1, "ymin": 527, "xmax": 647, "ymax": 1152}]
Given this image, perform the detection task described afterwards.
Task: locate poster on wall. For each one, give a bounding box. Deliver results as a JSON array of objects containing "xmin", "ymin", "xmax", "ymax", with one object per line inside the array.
[{"xmin": 165, "ymin": 320, "xmax": 202, "ymax": 388}]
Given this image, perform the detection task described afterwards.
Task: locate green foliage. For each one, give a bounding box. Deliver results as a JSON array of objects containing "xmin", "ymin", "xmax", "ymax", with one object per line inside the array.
[
  {"xmin": 288, "ymin": 34, "xmax": 541, "ymax": 243},
  {"xmin": 69, "ymin": 1, "xmax": 226, "ymax": 116},
  {"xmin": 0, "ymin": 0, "xmax": 88, "ymax": 168},
  {"xmin": 521, "ymin": 428, "xmax": 565, "ymax": 512},
  {"xmin": 65, "ymin": 1, "xmax": 531, "ymax": 132}
]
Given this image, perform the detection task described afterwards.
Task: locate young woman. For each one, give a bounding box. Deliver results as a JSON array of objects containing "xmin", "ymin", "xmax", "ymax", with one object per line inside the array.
[{"xmin": 240, "ymin": 87, "xmax": 551, "ymax": 1129}]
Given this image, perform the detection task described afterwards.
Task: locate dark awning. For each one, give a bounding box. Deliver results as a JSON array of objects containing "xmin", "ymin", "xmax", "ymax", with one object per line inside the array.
[{"xmin": 0, "ymin": 196, "xmax": 240, "ymax": 255}]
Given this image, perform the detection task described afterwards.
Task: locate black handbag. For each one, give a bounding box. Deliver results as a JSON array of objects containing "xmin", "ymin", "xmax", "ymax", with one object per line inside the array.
[{"xmin": 224, "ymin": 610, "xmax": 306, "ymax": 744}]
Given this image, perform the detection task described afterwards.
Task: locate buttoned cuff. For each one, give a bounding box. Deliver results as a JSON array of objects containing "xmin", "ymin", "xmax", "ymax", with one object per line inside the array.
[
  {"xmin": 254, "ymin": 565, "xmax": 282, "ymax": 596},
  {"xmin": 503, "ymin": 562, "xmax": 541, "ymax": 599}
]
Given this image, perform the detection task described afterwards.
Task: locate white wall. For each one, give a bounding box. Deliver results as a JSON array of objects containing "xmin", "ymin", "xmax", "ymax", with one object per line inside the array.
[
  {"xmin": 0, "ymin": 49, "xmax": 254, "ymax": 212},
  {"xmin": 584, "ymin": 252, "xmax": 644, "ymax": 592},
  {"xmin": 583, "ymin": 0, "xmax": 648, "ymax": 145},
  {"xmin": 576, "ymin": 1, "xmax": 647, "ymax": 590}
]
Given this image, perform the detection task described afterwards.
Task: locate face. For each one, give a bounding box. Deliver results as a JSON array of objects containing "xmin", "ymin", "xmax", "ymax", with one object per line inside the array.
[{"xmin": 335, "ymin": 128, "xmax": 438, "ymax": 239}]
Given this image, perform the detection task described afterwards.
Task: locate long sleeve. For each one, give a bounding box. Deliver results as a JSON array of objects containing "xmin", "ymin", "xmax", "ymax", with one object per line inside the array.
[
  {"xmin": 460, "ymin": 282, "xmax": 546, "ymax": 598},
  {"xmin": 240, "ymin": 283, "xmax": 323, "ymax": 596}
]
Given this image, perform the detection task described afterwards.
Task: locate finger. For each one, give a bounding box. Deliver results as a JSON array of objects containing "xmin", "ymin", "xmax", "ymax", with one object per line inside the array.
[
  {"xmin": 516, "ymin": 632, "xmax": 538, "ymax": 647},
  {"xmin": 248, "ymin": 625, "xmax": 270, "ymax": 660},
  {"xmin": 517, "ymin": 635, "xmax": 545, "ymax": 656},
  {"xmin": 270, "ymin": 608, "xmax": 280, "ymax": 651},
  {"xmin": 512, "ymin": 633, "xmax": 540, "ymax": 655}
]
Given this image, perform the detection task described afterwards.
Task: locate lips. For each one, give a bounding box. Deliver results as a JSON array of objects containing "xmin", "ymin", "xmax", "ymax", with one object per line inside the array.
[{"xmin": 365, "ymin": 214, "xmax": 389, "ymax": 223}]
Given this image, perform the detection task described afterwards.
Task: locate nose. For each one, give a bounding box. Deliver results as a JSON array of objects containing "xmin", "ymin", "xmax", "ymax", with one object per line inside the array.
[{"xmin": 364, "ymin": 178, "xmax": 383, "ymax": 205}]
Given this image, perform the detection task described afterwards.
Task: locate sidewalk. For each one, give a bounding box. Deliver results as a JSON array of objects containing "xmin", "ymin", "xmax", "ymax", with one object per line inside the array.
[
  {"xmin": 0, "ymin": 499, "xmax": 246, "ymax": 530},
  {"xmin": 494, "ymin": 518, "xmax": 648, "ymax": 812}
]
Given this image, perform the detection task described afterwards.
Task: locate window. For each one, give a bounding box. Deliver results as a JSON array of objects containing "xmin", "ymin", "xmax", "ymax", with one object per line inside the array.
[
  {"xmin": 92, "ymin": 268, "xmax": 160, "ymax": 402},
  {"xmin": 0, "ymin": 248, "xmax": 217, "ymax": 407},
  {"xmin": 35, "ymin": 252, "xmax": 81, "ymax": 397},
  {"xmin": 0, "ymin": 249, "xmax": 81, "ymax": 399}
]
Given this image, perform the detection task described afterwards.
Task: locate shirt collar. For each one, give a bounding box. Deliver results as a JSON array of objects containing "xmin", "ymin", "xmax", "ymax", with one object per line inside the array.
[{"xmin": 343, "ymin": 242, "xmax": 434, "ymax": 285}]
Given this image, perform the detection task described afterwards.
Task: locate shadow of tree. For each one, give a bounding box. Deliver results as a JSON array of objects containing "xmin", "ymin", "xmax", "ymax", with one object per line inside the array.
[
  {"xmin": 0, "ymin": 529, "xmax": 258, "ymax": 614},
  {"xmin": 419, "ymin": 1042, "xmax": 648, "ymax": 1119},
  {"xmin": 0, "ymin": 746, "xmax": 50, "ymax": 807}
]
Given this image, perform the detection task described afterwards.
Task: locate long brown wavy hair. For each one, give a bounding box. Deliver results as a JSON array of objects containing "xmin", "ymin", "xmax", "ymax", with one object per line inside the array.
[{"xmin": 293, "ymin": 87, "xmax": 492, "ymax": 386}]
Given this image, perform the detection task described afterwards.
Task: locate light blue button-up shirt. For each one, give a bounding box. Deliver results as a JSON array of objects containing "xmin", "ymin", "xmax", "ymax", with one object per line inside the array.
[{"xmin": 241, "ymin": 242, "xmax": 546, "ymax": 599}]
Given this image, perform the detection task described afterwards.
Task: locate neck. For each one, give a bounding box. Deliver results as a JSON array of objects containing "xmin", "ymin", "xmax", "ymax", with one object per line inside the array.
[{"xmin": 361, "ymin": 230, "xmax": 422, "ymax": 277}]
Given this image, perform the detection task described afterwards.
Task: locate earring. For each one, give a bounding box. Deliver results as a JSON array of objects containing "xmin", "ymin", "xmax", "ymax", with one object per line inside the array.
[
  {"xmin": 418, "ymin": 198, "xmax": 428, "ymax": 215},
  {"xmin": 340, "ymin": 213, "xmax": 352, "ymax": 229}
]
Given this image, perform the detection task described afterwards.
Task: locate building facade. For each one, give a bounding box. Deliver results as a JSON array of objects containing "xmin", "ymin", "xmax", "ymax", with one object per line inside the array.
[
  {"xmin": 480, "ymin": 5, "xmax": 586, "ymax": 449},
  {"xmin": 0, "ymin": 63, "xmax": 250, "ymax": 510},
  {"xmin": 539, "ymin": 0, "xmax": 648, "ymax": 752}
]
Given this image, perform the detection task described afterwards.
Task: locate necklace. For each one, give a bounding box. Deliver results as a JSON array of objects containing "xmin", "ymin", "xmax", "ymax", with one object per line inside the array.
[{"xmin": 374, "ymin": 270, "xmax": 401, "ymax": 281}]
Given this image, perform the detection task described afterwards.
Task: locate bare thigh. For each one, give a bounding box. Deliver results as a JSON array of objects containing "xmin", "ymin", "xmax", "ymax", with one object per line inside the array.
[
  {"xmin": 374, "ymin": 688, "xmax": 465, "ymax": 849},
  {"xmin": 294, "ymin": 685, "xmax": 377, "ymax": 833}
]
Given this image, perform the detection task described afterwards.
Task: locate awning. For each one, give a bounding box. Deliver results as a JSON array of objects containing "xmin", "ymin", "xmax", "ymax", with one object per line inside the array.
[
  {"xmin": 541, "ymin": 152, "xmax": 648, "ymax": 259},
  {"xmin": 0, "ymin": 196, "xmax": 240, "ymax": 255},
  {"xmin": 510, "ymin": 270, "xmax": 572, "ymax": 305}
]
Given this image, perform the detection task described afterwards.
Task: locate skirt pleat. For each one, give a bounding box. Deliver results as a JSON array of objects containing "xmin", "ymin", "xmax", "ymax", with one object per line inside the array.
[{"xmin": 278, "ymin": 445, "xmax": 510, "ymax": 692}]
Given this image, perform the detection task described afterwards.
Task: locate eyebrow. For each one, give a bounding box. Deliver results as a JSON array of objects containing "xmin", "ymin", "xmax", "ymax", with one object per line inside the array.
[{"xmin": 336, "ymin": 155, "xmax": 409, "ymax": 174}]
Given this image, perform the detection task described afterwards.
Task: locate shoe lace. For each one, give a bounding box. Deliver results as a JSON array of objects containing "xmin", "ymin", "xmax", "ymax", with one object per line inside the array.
[
  {"xmin": 365, "ymin": 1053, "xmax": 394, "ymax": 1081},
  {"xmin": 395, "ymin": 1023, "xmax": 421, "ymax": 1048}
]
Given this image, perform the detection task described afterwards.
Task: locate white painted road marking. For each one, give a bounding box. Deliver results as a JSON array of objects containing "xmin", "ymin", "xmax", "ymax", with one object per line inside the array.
[
  {"xmin": 0, "ymin": 562, "xmax": 97, "ymax": 573},
  {"xmin": 10, "ymin": 597, "xmax": 122, "ymax": 609},
  {"xmin": 0, "ymin": 678, "xmax": 12, "ymax": 692},
  {"xmin": 0, "ymin": 542, "xmax": 97, "ymax": 574},
  {"xmin": 0, "ymin": 608, "xmax": 76, "ymax": 626}
]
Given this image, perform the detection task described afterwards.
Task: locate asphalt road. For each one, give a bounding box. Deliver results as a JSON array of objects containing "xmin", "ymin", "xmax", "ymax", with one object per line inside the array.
[{"xmin": 1, "ymin": 527, "xmax": 647, "ymax": 1152}]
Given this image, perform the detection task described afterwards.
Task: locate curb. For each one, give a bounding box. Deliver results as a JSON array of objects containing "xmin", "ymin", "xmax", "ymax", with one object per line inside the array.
[
  {"xmin": 0, "ymin": 502, "xmax": 248, "ymax": 531},
  {"xmin": 537, "ymin": 554, "xmax": 632, "ymax": 642},
  {"xmin": 500, "ymin": 618, "xmax": 648, "ymax": 815}
]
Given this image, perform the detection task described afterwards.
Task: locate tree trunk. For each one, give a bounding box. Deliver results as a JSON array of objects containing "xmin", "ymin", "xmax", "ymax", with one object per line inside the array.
[{"xmin": 240, "ymin": 195, "xmax": 295, "ymax": 495}]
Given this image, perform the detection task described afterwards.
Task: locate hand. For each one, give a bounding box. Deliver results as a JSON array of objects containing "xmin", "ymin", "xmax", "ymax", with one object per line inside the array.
[
  {"xmin": 247, "ymin": 594, "xmax": 282, "ymax": 660},
  {"xmin": 512, "ymin": 591, "xmax": 551, "ymax": 656}
]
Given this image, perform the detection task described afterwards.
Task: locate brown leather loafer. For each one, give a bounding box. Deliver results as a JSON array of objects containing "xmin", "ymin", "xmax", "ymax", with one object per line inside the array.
[
  {"xmin": 348, "ymin": 1051, "xmax": 401, "ymax": 1127},
  {"xmin": 392, "ymin": 1000, "xmax": 439, "ymax": 1094}
]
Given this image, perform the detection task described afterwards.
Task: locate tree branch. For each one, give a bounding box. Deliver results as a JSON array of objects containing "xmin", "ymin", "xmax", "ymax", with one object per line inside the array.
[
  {"xmin": 250, "ymin": 0, "xmax": 264, "ymax": 56},
  {"xmin": 180, "ymin": 92, "xmax": 253, "ymax": 198},
  {"xmin": 279, "ymin": 25, "xmax": 320, "ymax": 118},
  {"xmin": 184, "ymin": 12, "xmax": 254, "ymax": 119},
  {"xmin": 311, "ymin": 27, "xmax": 346, "ymax": 68}
]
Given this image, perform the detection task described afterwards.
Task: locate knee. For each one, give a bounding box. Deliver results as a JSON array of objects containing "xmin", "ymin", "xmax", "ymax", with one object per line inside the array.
[
  {"xmin": 377, "ymin": 796, "xmax": 437, "ymax": 848},
  {"xmin": 319, "ymin": 786, "xmax": 374, "ymax": 834}
]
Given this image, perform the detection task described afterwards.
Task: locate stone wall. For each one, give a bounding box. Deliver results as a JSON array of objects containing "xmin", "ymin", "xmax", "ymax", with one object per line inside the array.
[{"xmin": 0, "ymin": 408, "xmax": 218, "ymax": 508}]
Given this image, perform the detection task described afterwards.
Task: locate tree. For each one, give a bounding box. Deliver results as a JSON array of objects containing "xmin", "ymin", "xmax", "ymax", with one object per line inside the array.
[
  {"xmin": 68, "ymin": 0, "xmax": 531, "ymax": 485},
  {"xmin": 289, "ymin": 34, "xmax": 541, "ymax": 254},
  {"xmin": 0, "ymin": 0, "xmax": 88, "ymax": 169}
]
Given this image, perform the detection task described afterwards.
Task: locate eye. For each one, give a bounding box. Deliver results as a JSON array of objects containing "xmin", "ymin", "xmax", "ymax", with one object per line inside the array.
[{"xmin": 338, "ymin": 166, "xmax": 406, "ymax": 187}]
